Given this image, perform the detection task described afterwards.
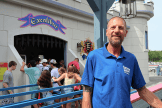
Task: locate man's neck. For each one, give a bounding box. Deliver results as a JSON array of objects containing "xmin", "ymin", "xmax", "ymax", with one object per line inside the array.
[
  {"xmin": 8, "ymin": 68, "xmax": 12, "ymax": 72},
  {"xmin": 107, "ymin": 43, "xmax": 122, "ymax": 58}
]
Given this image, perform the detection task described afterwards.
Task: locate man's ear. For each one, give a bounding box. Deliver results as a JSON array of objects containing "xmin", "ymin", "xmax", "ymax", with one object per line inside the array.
[
  {"xmin": 106, "ymin": 29, "xmax": 108, "ymax": 37},
  {"xmin": 125, "ymin": 30, "xmax": 128, "ymax": 37}
]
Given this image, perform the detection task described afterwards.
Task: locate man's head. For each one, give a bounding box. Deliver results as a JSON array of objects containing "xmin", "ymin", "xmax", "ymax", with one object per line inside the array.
[
  {"xmin": 41, "ymin": 59, "xmax": 48, "ymax": 66},
  {"xmin": 9, "ymin": 61, "xmax": 17, "ymax": 70},
  {"xmin": 59, "ymin": 60, "xmax": 64, "ymax": 65},
  {"xmin": 106, "ymin": 16, "xmax": 128, "ymax": 47},
  {"xmin": 50, "ymin": 59, "xmax": 57, "ymax": 68},
  {"xmin": 36, "ymin": 58, "xmax": 41, "ymax": 65},
  {"xmin": 48, "ymin": 58, "xmax": 51, "ymax": 63},
  {"xmin": 74, "ymin": 58, "xmax": 79, "ymax": 63},
  {"xmin": 28, "ymin": 60, "xmax": 36, "ymax": 67}
]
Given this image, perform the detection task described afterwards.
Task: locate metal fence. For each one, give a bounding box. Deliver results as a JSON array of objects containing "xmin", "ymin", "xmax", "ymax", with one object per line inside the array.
[{"xmin": 0, "ymin": 83, "xmax": 136, "ymax": 108}]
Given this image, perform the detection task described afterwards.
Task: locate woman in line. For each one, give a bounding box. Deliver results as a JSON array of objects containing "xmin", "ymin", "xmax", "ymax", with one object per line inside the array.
[
  {"xmin": 72, "ymin": 65, "xmax": 82, "ymax": 108},
  {"xmin": 53, "ymin": 66, "xmax": 81, "ymax": 108},
  {"xmin": 33, "ymin": 70, "xmax": 54, "ymax": 108}
]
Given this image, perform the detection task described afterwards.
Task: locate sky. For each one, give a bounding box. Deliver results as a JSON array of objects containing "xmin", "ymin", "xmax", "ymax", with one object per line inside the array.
[{"xmin": 147, "ymin": 0, "xmax": 162, "ymax": 50}]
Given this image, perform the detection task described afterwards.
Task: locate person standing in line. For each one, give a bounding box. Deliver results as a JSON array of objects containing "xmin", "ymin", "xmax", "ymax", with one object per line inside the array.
[
  {"xmin": 57, "ymin": 67, "xmax": 66, "ymax": 108},
  {"xmin": 47, "ymin": 58, "xmax": 51, "ymax": 65},
  {"xmin": 81, "ymin": 16, "xmax": 162, "ymax": 108},
  {"xmin": 41, "ymin": 59, "xmax": 49, "ymax": 72},
  {"xmin": 50, "ymin": 59, "xmax": 60, "ymax": 103},
  {"xmin": 47, "ymin": 58, "xmax": 51, "ymax": 71},
  {"xmin": 58, "ymin": 60, "xmax": 66, "ymax": 69},
  {"xmin": 53, "ymin": 66, "xmax": 81, "ymax": 108},
  {"xmin": 33, "ymin": 70, "xmax": 54, "ymax": 108},
  {"xmin": 1, "ymin": 61, "xmax": 17, "ymax": 105},
  {"xmin": 20, "ymin": 60, "xmax": 41, "ymax": 108},
  {"xmin": 68, "ymin": 59, "xmax": 80, "ymax": 72}
]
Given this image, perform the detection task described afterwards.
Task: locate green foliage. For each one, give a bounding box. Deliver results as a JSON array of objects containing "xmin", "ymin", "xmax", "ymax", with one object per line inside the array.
[{"xmin": 148, "ymin": 50, "xmax": 162, "ymax": 62}]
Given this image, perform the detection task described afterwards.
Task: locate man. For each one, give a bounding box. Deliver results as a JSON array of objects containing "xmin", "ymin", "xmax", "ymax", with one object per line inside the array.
[
  {"xmin": 81, "ymin": 16, "xmax": 162, "ymax": 108},
  {"xmin": 20, "ymin": 60, "xmax": 41, "ymax": 100},
  {"xmin": 58, "ymin": 60, "xmax": 66, "ymax": 69},
  {"xmin": 50, "ymin": 59, "xmax": 59, "ymax": 88},
  {"xmin": 50, "ymin": 59, "xmax": 60, "ymax": 103},
  {"xmin": 47, "ymin": 58, "xmax": 51, "ymax": 65},
  {"xmin": 68, "ymin": 58, "xmax": 80, "ymax": 71},
  {"xmin": 1, "ymin": 61, "xmax": 17, "ymax": 105},
  {"xmin": 41, "ymin": 59, "xmax": 49, "ymax": 72}
]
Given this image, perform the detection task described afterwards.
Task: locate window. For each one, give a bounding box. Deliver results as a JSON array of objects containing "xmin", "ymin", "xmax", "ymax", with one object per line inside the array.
[{"xmin": 145, "ymin": 31, "xmax": 148, "ymax": 49}]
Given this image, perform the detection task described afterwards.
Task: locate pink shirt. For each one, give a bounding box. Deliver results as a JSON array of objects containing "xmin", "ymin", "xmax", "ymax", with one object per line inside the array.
[{"xmin": 68, "ymin": 61, "xmax": 80, "ymax": 70}]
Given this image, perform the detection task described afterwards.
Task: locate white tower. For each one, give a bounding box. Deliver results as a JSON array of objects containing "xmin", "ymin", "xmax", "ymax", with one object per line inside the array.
[{"xmin": 113, "ymin": 0, "xmax": 154, "ymax": 83}]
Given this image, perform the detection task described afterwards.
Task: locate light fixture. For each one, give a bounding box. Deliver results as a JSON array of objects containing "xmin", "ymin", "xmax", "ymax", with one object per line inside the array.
[{"xmin": 119, "ymin": 0, "xmax": 137, "ymax": 19}]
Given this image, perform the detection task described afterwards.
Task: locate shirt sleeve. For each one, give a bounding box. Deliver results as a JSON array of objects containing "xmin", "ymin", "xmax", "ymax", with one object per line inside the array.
[
  {"xmin": 81, "ymin": 53, "xmax": 94, "ymax": 88},
  {"xmin": 3, "ymin": 73, "xmax": 10, "ymax": 84},
  {"xmin": 131, "ymin": 57, "xmax": 146, "ymax": 89}
]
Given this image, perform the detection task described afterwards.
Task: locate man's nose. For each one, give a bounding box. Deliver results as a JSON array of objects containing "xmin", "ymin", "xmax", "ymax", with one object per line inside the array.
[{"xmin": 114, "ymin": 27, "xmax": 120, "ymax": 33}]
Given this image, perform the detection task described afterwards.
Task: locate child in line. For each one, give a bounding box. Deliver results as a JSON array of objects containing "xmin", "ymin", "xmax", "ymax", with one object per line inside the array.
[
  {"xmin": 53, "ymin": 66, "xmax": 81, "ymax": 108},
  {"xmin": 33, "ymin": 70, "xmax": 54, "ymax": 108}
]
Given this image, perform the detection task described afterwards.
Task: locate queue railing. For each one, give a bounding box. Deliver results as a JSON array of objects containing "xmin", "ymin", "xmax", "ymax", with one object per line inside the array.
[
  {"xmin": 0, "ymin": 83, "xmax": 82, "ymax": 108},
  {"xmin": 0, "ymin": 83, "xmax": 137, "ymax": 107}
]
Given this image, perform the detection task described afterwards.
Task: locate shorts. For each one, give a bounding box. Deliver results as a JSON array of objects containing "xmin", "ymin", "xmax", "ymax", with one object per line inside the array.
[
  {"xmin": 1, "ymin": 97, "xmax": 14, "ymax": 105},
  {"xmin": 61, "ymin": 87, "xmax": 74, "ymax": 98}
]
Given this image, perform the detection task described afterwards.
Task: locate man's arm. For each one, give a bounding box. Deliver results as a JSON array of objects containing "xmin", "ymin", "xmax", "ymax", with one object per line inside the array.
[
  {"xmin": 137, "ymin": 86, "xmax": 162, "ymax": 108},
  {"xmin": 20, "ymin": 62, "xmax": 26, "ymax": 72},
  {"xmin": 82, "ymin": 85, "xmax": 93, "ymax": 108},
  {"xmin": 3, "ymin": 83, "xmax": 13, "ymax": 94}
]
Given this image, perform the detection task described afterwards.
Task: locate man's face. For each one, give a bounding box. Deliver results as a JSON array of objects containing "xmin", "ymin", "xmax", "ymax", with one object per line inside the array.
[
  {"xmin": 12, "ymin": 65, "xmax": 17, "ymax": 70},
  {"xmin": 50, "ymin": 63, "xmax": 53, "ymax": 67},
  {"xmin": 106, "ymin": 18, "xmax": 128, "ymax": 47},
  {"xmin": 42, "ymin": 62, "xmax": 46, "ymax": 66}
]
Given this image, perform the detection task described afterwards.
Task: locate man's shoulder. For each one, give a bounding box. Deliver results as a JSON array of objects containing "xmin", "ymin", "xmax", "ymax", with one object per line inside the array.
[
  {"xmin": 4, "ymin": 70, "xmax": 11, "ymax": 76},
  {"xmin": 87, "ymin": 48, "xmax": 103, "ymax": 58},
  {"xmin": 124, "ymin": 50, "xmax": 137, "ymax": 60},
  {"xmin": 25, "ymin": 67, "xmax": 39, "ymax": 71},
  {"xmin": 52, "ymin": 68, "xmax": 58, "ymax": 72}
]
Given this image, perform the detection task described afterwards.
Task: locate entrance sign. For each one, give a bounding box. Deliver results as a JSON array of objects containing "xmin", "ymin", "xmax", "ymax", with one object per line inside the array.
[
  {"xmin": 0, "ymin": 63, "xmax": 8, "ymax": 82},
  {"xmin": 18, "ymin": 13, "xmax": 67, "ymax": 34}
]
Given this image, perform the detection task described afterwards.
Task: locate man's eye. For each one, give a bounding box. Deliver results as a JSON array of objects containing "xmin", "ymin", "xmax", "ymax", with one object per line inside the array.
[
  {"xmin": 111, "ymin": 26, "xmax": 115, "ymax": 29},
  {"xmin": 119, "ymin": 27, "xmax": 124, "ymax": 30}
]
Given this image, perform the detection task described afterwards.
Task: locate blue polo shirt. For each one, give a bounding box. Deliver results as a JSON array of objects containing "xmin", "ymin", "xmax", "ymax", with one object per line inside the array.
[{"xmin": 81, "ymin": 42, "xmax": 146, "ymax": 108}]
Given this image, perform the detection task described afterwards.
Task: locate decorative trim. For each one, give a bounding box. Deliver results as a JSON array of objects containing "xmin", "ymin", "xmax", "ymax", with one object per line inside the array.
[{"xmin": 42, "ymin": 0, "xmax": 93, "ymax": 17}]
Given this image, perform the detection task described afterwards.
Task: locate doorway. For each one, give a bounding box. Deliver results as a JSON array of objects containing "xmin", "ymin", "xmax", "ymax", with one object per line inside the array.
[{"xmin": 14, "ymin": 34, "xmax": 66, "ymax": 64}]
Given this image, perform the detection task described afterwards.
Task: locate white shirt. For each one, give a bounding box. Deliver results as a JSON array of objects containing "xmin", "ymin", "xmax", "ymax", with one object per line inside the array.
[
  {"xmin": 36, "ymin": 64, "xmax": 43, "ymax": 73},
  {"xmin": 42, "ymin": 66, "xmax": 49, "ymax": 71},
  {"xmin": 51, "ymin": 68, "xmax": 60, "ymax": 91}
]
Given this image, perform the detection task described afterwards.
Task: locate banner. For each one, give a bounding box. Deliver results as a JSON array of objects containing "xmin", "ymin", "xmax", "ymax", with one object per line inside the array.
[
  {"xmin": 0, "ymin": 63, "xmax": 8, "ymax": 82},
  {"xmin": 18, "ymin": 13, "xmax": 67, "ymax": 34}
]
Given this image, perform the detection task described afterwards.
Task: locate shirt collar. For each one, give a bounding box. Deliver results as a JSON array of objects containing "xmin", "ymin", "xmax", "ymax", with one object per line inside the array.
[{"xmin": 103, "ymin": 42, "xmax": 126, "ymax": 59}]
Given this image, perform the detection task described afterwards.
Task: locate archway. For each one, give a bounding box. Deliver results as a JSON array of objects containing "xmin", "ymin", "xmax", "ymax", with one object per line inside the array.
[{"xmin": 14, "ymin": 34, "xmax": 66, "ymax": 64}]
